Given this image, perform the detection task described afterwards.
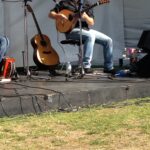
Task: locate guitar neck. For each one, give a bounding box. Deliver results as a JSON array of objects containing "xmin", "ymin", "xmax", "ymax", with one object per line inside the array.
[{"xmin": 31, "ymin": 11, "xmax": 44, "ymax": 40}]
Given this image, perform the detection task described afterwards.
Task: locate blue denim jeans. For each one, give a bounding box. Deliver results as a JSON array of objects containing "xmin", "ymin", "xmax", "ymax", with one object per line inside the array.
[
  {"xmin": 66, "ymin": 28, "xmax": 113, "ymax": 70},
  {"xmin": 0, "ymin": 35, "xmax": 9, "ymax": 63}
]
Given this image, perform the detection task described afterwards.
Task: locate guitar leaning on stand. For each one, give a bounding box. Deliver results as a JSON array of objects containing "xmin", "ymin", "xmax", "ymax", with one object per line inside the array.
[{"xmin": 27, "ymin": 4, "xmax": 60, "ymax": 70}]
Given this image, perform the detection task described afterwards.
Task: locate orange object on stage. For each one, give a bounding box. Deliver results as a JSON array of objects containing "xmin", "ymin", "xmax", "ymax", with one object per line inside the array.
[{"xmin": 0, "ymin": 57, "xmax": 16, "ymax": 78}]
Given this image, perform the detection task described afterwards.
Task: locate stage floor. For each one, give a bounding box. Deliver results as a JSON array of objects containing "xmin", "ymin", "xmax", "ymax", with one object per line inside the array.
[{"xmin": 0, "ymin": 68, "xmax": 150, "ymax": 117}]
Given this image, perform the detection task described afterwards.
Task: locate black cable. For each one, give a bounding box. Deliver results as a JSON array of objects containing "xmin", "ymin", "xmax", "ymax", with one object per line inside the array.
[
  {"xmin": 14, "ymin": 88, "xmax": 24, "ymax": 115},
  {"xmin": 57, "ymin": 93, "xmax": 73, "ymax": 112},
  {"xmin": 1, "ymin": 0, "xmax": 22, "ymax": 2},
  {"xmin": 0, "ymin": 98, "xmax": 9, "ymax": 117},
  {"xmin": 31, "ymin": 96, "xmax": 38, "ymax": 114},
  {"xmin": 8, "ymin": 82, "xmax": 62, "ymax": 94},
  {"xmin": 35, "ymin": 96, "xmax": 42, "ymax": 112},
  {"xmin": 61, "ymin": 93, "xmax": 73, "ymax": 110},
  {"xmin": 0, "ymin": 93, "xmax": 74, "ymax": 116},
  {"xmin": 19, "ymin": 96, "xmax": 24, "ymax": 114},
  {"xmin": 0, "ymin": 93, "xmax": 45, "ymax": 98},
  {"xmin": 0, "ymin": 81, "xmax": 74, "ymax": 114},
  {"xmin": 58, "ymin": 93, "xmax": 61, "ymax": 109}
]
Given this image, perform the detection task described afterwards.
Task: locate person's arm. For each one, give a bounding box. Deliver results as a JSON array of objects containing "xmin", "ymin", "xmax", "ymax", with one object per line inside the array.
[
  {"xmin": 49, "ymin": 10, "xmax": 94, "ymax": 26},
  {"xmin": 82, "ymin": 12, "xmax": 94, "ymax": 26},
  {"xmin": 48, "ymin": 11, "xmax": 68, "ymax": 20}
]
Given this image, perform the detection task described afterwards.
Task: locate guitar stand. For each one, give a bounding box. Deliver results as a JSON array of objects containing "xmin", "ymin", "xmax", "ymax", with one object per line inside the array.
[{"xmin": 22, "ymin": 0, "xmax": 45, "ymax": 80}]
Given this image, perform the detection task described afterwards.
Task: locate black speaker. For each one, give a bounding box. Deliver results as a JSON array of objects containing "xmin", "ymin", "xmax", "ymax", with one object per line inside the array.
[
  {"xmin": 136, "ymin": 54, "xmax": 150, "ymax": 77},
  {"xmin": 137, "ymin": 30, "xmax": 150, "ymax": 53}
]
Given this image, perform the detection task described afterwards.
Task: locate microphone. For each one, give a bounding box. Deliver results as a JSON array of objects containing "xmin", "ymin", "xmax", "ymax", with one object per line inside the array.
[
  {"xmin": 53, "ymin": 0, "xmax": 58, "ymax": 4},
  {"xmin": 80, "ymin": 0, "xmax": 84, "ymax": 4},
  {"xmin": 24, "ymin": 0, "xmax": 32, "ymax": 5},
  {"xmin": 52, "ymin": 0, "xmax": 59, "ymax": 5},
  {"xmin": 78, "ymin": 0, "xmax": 84, "ymax": 12},
  {"xmin": 24, "ymin": 0, "xmax": 32, "ymax": 2}
]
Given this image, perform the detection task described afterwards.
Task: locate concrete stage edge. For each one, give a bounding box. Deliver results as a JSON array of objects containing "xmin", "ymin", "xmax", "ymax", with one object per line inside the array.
[{"xmin": 0, "ymin": 70, "xmax": 150, "ymax": 117}]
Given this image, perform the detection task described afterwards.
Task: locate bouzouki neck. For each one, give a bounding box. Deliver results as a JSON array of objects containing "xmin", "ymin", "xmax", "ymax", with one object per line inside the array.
[
  {"xmin": 83, "ymin": 0, "xmax": 109, "ymax": 12},
  {"xmin": 76, "ymin": 0, "xmax": 110, "ymax": 16}
]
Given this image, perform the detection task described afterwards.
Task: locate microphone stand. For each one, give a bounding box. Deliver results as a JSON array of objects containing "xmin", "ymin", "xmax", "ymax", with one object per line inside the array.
[
  {"xmin": 77, "ymin": 0, "xmax": 85, "ymax": 78},
  {"xmin": 22, "ymin": 0, "xmax": 32, "ymax": 78}
]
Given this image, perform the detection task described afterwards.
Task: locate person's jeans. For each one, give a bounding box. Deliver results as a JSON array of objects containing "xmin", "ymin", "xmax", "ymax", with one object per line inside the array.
[
  {"xmin": 0, "ymin": 35, "xmax": 9, "ymax": 63},
  {"xmin": 66, "ymin": 28, "xmax": 113, "ymax": 71}
]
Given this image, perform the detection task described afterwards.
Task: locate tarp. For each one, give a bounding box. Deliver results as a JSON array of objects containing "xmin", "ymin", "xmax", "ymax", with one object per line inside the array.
[{"xmin": 0, "ymin": 0, "xmax": 150, "ymax": 67}]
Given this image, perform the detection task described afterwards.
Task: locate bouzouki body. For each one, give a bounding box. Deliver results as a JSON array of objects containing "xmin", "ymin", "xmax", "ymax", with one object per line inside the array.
[
  {"xmin": 27, "ymin": 4, "xmax": 60, "ymax": 69},
  {"xmin": 56, "ymin": 9, "xmax": 78, "ymax": 33}
]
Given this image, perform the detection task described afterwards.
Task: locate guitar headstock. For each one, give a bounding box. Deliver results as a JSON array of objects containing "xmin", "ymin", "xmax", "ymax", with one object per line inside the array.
[
  {"xmin": 98, "ymin": 0, "xmax": 110, "ymax": 5},
  {"xmin": 26, "ymin": 4, "xmax": 33, "ymax": 13}
]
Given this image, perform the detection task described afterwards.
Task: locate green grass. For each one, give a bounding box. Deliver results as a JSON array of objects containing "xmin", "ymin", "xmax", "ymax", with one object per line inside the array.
[{"xmin": 0, "ymin": 97, "xmax": 150, "ymax": 150}]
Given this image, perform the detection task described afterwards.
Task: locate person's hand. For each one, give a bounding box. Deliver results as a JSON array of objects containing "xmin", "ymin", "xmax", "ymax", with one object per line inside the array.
[
  {"xmin": 81, "ymin": 12, "xmax": 94, "ymax": 26},
  {"xmin": 81, "ymin": 12, "xmax": 88, "ymax": 20},
  {"xmin": 56, "ymin": 13, "xmax": 68, "ymax": 20}
]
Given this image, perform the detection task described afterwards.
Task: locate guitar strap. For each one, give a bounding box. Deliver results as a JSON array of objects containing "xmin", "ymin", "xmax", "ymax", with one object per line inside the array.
[
  {"xmin": 64, "ymin": 0, "xmax": 79, "ymax": 11},
  {"xmin": 69, "ymin": 0, "xmax": 87, "ymax": 11}
]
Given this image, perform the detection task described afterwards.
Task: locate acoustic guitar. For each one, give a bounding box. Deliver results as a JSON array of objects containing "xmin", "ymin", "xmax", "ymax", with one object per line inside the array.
[
  {"xmin": 56, "ymin": 0, "xmax": 110, "ymax": 33},
  {"xmin": 27, "ymin": 4, "xmax": 60, "ymax": 69}
]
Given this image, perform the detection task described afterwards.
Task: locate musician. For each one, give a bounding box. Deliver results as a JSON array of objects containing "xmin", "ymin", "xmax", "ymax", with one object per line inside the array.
[
  {"xmin": 0, "ymin": 35, "xmax": 9, "ymax": 63},
  {"xmin": 49, "ymin": 0, "xmax": 115, "ymax": 74}
]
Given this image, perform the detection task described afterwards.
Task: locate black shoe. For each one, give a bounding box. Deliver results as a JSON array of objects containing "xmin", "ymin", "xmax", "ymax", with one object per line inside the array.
[
  {"xmin": 84, "ymin": 68, "xmax": 94, "ymax": 74},
  {"xmin": 103, "ymin": 69, "xmax": 116, "ymax": 75},
  {"xmin": 49, "ymin": 69, "xmax": 61, "ymax": 76}
]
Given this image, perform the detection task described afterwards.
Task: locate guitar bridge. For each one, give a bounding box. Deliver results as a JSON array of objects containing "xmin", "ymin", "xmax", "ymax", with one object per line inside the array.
[{"xmin": 43, "ymin": 51, "xmax": 51, "ymax": 54}]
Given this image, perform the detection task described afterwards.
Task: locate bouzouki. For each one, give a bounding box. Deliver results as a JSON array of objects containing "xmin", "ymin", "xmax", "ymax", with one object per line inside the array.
[
  {"xmin": 27, "ymin": 4, "xmax": 59, "ymax": 68},
  {"xmin": 56, "ymin": 0, "xmax": 110, "ymax": 33}
]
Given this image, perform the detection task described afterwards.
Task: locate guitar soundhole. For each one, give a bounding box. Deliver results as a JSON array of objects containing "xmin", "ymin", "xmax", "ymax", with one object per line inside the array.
[
  {"xmin": 68, "ymin": 15, "xmax": 73, "ymax": 21},
  {"xmin": 41, "ymin": 40, "xmax": 47, "ymax": 46}
]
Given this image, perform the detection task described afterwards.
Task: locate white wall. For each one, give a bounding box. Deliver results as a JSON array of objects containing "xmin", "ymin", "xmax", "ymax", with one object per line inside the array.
[
  {"xmin": 93, "ymin": 0, "xmax": 124, "ymax": 65},
  {"xmin": 0, "ymin": 1, "xmax": 4, "ymax": 34},
  {"xmin": 123, "ymin": 0, "xmax": 150, "ymax": 48},
  {"xmin": 0, "ymin": 0, "xmax": 124, "ymax": 67}
]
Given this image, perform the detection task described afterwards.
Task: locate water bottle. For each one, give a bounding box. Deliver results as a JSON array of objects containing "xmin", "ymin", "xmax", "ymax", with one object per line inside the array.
[
  {"xmin": 115, "ymin": 70, "xmax": 129, "ymax": 77},
  {"xmin": 66, "ymin": 62, "xmax": 72, "ymax": 76}
]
